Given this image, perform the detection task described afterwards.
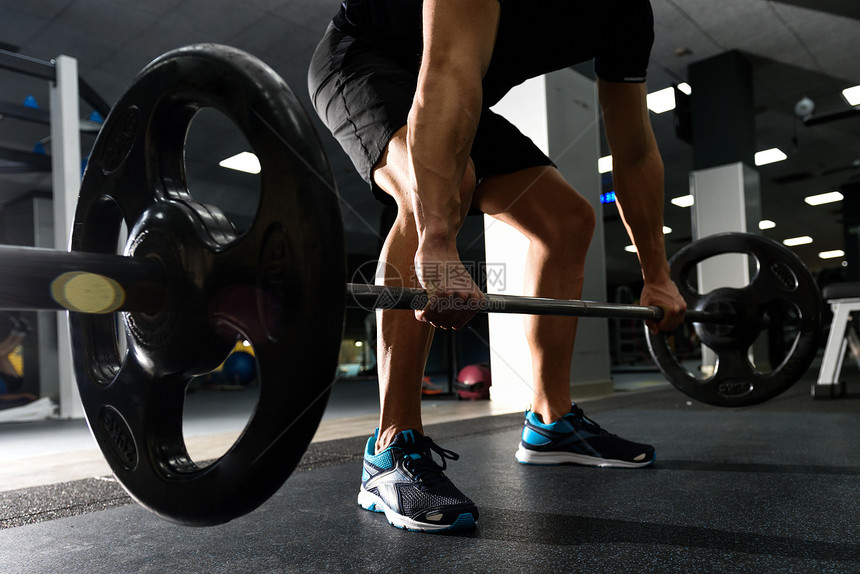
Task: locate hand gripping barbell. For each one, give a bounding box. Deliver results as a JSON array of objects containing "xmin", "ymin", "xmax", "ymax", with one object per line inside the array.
[{"xmin": 0, "ymin": 45, "xmax": 822, "ymax": 526}]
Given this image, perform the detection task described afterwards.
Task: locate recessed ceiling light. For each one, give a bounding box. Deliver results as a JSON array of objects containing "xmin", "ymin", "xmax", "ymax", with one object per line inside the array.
[
  {"xmin": 819, "ymin": 249, "xmax": 845, "ymax": 259},
  {"xmin": 759, "ymin": 220, "xmax": 776, "ymax": 230},
  {"xmin": 843, "ymin": 85, "xmax": 860, "ymax": 106},
  {"xmin": 804, "ymin": 191, "xmax": 843, "ymax": 206},
  {"xmin": 624, "ymin": 245, "xmax": 637, "ymax": 253},
  {"xmin": 754, "ymin": 148, "xmax": 787, "ymax": 166},
  {"xmin": 647, "ymin": 87, "xmax": 676, "ymax": 114},
  {"xmin": 598, "ymin": 155, "xmax": 613, "ymax": 174},
  {"xmin": 677, "ymin": 83, "xmax": 692, "ymax": 95},
  {"xmin": 219, "ymin": 151, "xmax": 261, "ymax": 174},
  {"xmin": 783, "ymin": 236, "xmax": 813, "ymax": 247},
  {"xmin": 671, "ymin": 195, "xmax": 694, "ymax": 208},
  {"xmin": 663, "ymin": 226, "xmax": 672, "ymax": 235}
]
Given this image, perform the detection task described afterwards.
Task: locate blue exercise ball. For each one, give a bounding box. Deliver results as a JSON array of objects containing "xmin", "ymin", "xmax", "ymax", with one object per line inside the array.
[{"xmin": 222, "ymin": 351, "xmax": 256, "ymax": 385}]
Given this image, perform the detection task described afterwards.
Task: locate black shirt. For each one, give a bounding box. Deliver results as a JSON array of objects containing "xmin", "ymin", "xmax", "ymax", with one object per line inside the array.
[{"xmin": 332, "ymin": 0, "xmax": 655, "ymax": 90}]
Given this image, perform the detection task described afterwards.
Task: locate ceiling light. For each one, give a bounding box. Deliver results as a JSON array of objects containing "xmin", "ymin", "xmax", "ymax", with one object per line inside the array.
[
  {"xmin": 804, "ymin": 191, "xmax": 843, "ymax": 206},
  {"xmin": 219, "ymin": 151, "xmax": 261, "ymax": 174},
  {"xmin": 677, "ymin": 83, "xmax": 692, "ymax": 95},
  {"xmin": 843, "ymin": 85, "xmax": 860, "ymax": 106},
  {"xmin": 819, "ymin": 249, "xmax": 845, "ymax": 260},
  {"xmin": 624, "ymin": 245, "xmax": 637, "ymax": 253},
  {"xmin": 671, "ymin": 195, "xmax": 694, "ymax": 208},
  {"xmin": 758, "ymin": 220, "xmax": 775, "ymax": 230},
  {"xmin": 647, "ymin": 87, "xmax": 676, "ymax": 114},
  {"xmin": 663, "ymin": 226, "xmax": 672, "ymax": 235},
  {"xmin": 754, "ymin": 148, "xmax": 787, "ymax": 166},
  {"xmin": 598, "ymin": 155, "xmax": 613, "ymax": 174},
  {"xmin": 783, "ymin": 236, "xmax": 813, "ymax": 247}
]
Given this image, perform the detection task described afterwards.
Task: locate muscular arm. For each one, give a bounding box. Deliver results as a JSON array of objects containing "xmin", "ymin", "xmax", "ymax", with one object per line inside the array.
[
  {"xmin": 598, "ymin": 79, "xmax": 685, "ymax": 331},
  {"xmin": 408, "ymin": 0, "xmax": 499, "ymax": 327},
  {"xmin": 410, "ymin": 0, "xmax": 497, "ymax": 243}
]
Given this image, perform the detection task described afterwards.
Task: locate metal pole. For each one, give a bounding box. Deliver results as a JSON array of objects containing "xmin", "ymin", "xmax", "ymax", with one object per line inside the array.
[
  {"xmin": 51, "ymin": 54, "xmax": 83, "ymax": 419},
  {"xmin": 345, "ymin": 283, "xmax": 734, "ymax": 325}
]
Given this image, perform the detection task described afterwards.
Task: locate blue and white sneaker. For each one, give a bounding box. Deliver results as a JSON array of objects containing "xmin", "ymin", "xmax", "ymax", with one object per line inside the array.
[
  {"xmin": 515, "ymin": 404, "xmax": 655, "ymax": 468},
  {"xmin": 358, "ymin": 429, "xmax": 478, "ymax": 532}
]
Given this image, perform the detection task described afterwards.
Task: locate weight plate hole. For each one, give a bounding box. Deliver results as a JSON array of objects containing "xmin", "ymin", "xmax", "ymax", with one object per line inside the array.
[
  {"xmin": 184, "ymin": 107, "xmax": 262, "ymax": 243},
  {"xmin": 182, "ymin": 341, "xmax": 260, "ymax": 468},
  {"xmin": 749, "ymin": 304, "xmax": 803, "ymax": 375},
  {"xmin": 683, "ymin": 252, "xmax": 755, "ymax": 295}
]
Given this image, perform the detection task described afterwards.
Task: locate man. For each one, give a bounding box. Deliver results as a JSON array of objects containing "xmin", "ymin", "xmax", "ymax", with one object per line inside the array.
[{"xmin": 308, "ymin": 0, "xmax": 686, "ymax": 533}]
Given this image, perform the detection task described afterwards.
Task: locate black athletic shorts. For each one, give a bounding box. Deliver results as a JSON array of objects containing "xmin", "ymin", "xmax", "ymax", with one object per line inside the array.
[{"xmin": 308, "ymin": 0, "xmax": 654, "ymax": 205}]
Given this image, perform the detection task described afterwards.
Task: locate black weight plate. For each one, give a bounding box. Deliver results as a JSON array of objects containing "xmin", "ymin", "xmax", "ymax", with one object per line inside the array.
[
  {"xmin": 71, "ymin": 44, "xmax": 345, "ymax": 525},
  {"xmin": 646, "ymin": 232, "xmax": 822, "ymax": 407}
]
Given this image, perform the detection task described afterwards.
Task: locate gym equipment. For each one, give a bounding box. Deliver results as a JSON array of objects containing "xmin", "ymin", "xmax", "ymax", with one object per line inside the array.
[
  {"xmin": 645, "ymin": 233, "xmax": 821, "ymax": 407},
  {"xmin": 0, "ymin": 44, "xmax": 823, "ymax": 525},
  {"xmin": 455, "ymin": 364, "xmax": 492, "ymax": 400},
  {"xmin": 221, "ymin": 351, "xmax": 257, "ymax": 385},
  {"xmin": 74, "ymin": 44, "xmax": 343, "ymax": 526},
  {"xmin": 348, "ymin": 232, "xmax": 821, "ymax": 408}
]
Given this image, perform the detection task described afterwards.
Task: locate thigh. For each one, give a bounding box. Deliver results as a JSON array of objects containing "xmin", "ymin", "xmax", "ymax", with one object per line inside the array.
[
  {"xmin": 308, "ymin": 24, "xmax": 417, "ymax": 205},
  {"xmin": 473, "ymin": 165, "xmax": 593, "ymax": 243}
]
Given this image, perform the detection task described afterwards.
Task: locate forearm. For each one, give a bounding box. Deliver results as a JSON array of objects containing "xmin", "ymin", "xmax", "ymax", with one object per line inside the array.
[
  {"xmin": 407, "ymin": 0, "xmax": 498, "ymax": 253},
  {"xmin": 613, "ymin": 148, "xmax": 671, "ymax": 282},
  {"xmin": 407, "ymin": 63, "xmax": 482, "ymax": 250}
]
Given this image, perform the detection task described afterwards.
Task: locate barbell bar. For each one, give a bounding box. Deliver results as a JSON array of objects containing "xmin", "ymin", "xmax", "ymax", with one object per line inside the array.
[
  {"xmin": 346, "ymin": 283, "xmax": 736, "ymax": 324},
  {"xmin": 0, "ymin": 244, "xmax": 736, "ymax": 326},
  {"xmin": 0, "ymin": 245, "xmax": 165, "ymax": 314},
  {"xmin": 1, "ymin": 230, "xmax": 814, "ymax": 416}
]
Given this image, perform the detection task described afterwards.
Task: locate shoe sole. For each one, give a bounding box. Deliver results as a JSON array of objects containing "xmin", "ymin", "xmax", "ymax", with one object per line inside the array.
[
  {"xmin": 357, "ymin": 488, "xmax": 477, "ymax": 533},
  {"xmin": 515, "ymin": 445, "xmax": 655, "ymax": 468}
]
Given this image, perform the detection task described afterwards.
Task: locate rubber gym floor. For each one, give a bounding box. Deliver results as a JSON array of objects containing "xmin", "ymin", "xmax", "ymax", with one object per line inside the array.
[{"xmin": 1, "ymin": 371, "xmax": 858, "ymax": 574}]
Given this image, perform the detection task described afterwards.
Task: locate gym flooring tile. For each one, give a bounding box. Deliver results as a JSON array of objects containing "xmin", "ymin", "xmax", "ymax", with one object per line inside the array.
[
  {"xmin": 1, "ymin": 374, "xmax": 858, "ymax": 573},
  {"xmin": 0, "ymin": 377, "xmax": 520, "ymax": 492}
]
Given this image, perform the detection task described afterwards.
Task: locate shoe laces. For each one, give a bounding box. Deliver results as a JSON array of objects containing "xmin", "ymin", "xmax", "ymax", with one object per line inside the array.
[
  {"xmin": 402, "ymin": 436, "xmax": 459, "ymax": 488},
  {"xmin": 566, "ymin": 404, "xmax": 612, "ymax": 437}
]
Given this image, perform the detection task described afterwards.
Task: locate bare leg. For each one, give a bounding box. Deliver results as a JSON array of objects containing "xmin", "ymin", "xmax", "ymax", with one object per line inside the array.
[
  {"xmin": 374, "ymin": 206, "xmax": 435, "ymax": 449},
  {"xmin": 372, "ymin": 127, "xmax": 477, "ymax": 452},
  {"xmin": 474, "ymin": 166, "xmax": 595, "ymax": 424}
]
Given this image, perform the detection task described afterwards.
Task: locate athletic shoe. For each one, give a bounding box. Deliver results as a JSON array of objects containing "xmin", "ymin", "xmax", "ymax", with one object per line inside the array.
[
  {"xmin": 358, "ymin": 429, "xmax": 478, "ymax": 532},
  {"xmin": 515, "ymin": 403, "xmax": 655, "ymax": 468},
  {"xmin": 420, "ymin": 376, "xmax": 445, "ymax": 396}
]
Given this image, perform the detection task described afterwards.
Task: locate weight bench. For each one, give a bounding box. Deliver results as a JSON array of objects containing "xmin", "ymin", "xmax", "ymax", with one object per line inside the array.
[{"xmin": 813, "ymin": 282, "xmax": 860, "ymax": 398}]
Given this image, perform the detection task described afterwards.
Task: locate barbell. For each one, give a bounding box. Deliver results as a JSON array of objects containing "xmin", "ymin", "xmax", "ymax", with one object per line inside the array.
[{"xmin": 0, "ymin": 45, "xmax": 822, "ymax": 526}]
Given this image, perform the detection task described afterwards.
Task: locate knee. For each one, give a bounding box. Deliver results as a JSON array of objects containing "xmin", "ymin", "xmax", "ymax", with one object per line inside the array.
[
  {"xmin": 375, "ymin": 154, "xmax": 476, "ymax": 221},
  {"xmin": 534, "ymin": 189, "xmax": 595, "ymax": 254}
]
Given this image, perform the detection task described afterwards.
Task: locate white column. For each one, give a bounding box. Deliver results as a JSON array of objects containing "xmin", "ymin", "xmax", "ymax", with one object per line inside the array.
[
  {"xmin": 484, "ymin": 76, "xmax": 546, "ymax": 409},
  {"xmin": 689, "ymin": 162, "xmax": 762, "ymax": 370},
  {"xmin": 485, "ymin": 69, "xmax": 611, "ymax": 409},
  {"xmin": 50, "ymin": 55, "xmax": 84, "ymax": 419}
]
